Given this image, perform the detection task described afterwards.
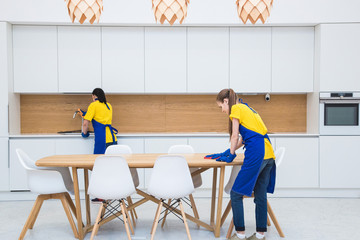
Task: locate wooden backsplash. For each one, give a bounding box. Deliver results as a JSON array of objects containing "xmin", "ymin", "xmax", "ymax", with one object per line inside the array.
[{"xmin": 20, "ymin": 94, "xmax": 306, "ymax": 133}]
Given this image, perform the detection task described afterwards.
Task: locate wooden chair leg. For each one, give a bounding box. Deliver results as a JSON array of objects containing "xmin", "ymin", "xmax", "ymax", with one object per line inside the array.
[
  {"xmin": 188, "ymin": 194, "xmax": 200, "ymax": 228},
  {"xmin": 90, "ymin": 202, "xmax": 105, "ymax": 240},
  {"xmin": 64, "ymin": 193, "xmax": 77, "ymax": 217},
  {"xmin": 126, "ymin": 197, "xmax": 136, "ymax": 228},
  {"xmin": 179, "ymin": 200, "xmax": 192, "ymax": 240},
  {"xmin": 128, "ymin": 197, "xmax": 138, "ymax": 219},
  {"xmin": 267, "ymin": 214, "xmax": 271, "ymax": 226},
  {"xmin": 120, "ymin": 201, "xmax": 132, "ymax": 240},
  {"xmin": 226, "ymin": 218, "xmax": 234, "ymax": 239},
  {"xmin": 150, "ymin": 201, "xmax": 163, "ymax": 240},
  {"xmin": 28, "ymin": 196, "xmax": 45, "ymax": 229},
  {"xmin": 161, "ymin": 199, "xmax": 171, "ymax": 228},
  {"xmin": 267, "ymin": 201, "xmax": 285, "ymax": 238},
  {"xmin": 60, "ymin": 194, "xmax": 79, "ymax": 239},
  {"xmin": 122, "ymin": 200, "xmax": 134, "ymax": 235},
  {"xmin": 19, "ymin": 195, "xmax": 44, "ymax": 240},
  {"xmin": 221, "ymin": 200, "xmax": 232, "ymax": 227}
]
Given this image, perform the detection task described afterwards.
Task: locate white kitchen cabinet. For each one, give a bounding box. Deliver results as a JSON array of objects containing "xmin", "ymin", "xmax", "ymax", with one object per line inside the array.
[
  {"xmin": 230, "ymin": 27, "xmax": 271, "ymax": 93},
  {"xmin": 318, "ymin": 24, "xmax": 360, "ymax": 92},
  {"xmin": 58, "ymin": 26, "xmax": 101, "ymax": 93},
  {"xmin": 0, "ymin": 138, "xmax": 9, "ymax": 190},
  {"xmin": 0, "ymin": 22, "xmax": 9, "ymax": 136},
  {"xmin": 187, "ymin": 27, "xmax": 229, "ymax": 93},
  {"xmin": 272, "ymin": 27, "xmax": 314, "ymax": 93},
  {"xmin": 275, "ymin": 137, "xmax": 319, "ymax": 188},
  {"xmin": 144, "ymin": 137, "xmax": 187, "ymax": 188},
  {"xmin": 320, "ymin": 136, "xmax": 360, "ymax": 188},
  {"xmin": 102, "ymin": 27, "xmax": 145, "ymax": 93},
  {"xmin": 13, "ymin": 25, "xmax": 58, "ymax": 93},
  {"xmin": 10, "ymin": 139, "xmax": 56, "ymax": 190},
  {"xmin": 144, "ymin": 27, "xmax": 186, "ymax": 93}
]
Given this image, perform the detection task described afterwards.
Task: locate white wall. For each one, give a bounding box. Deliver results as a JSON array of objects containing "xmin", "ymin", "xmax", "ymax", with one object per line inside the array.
[{"xmin": 0, "ymin": 0, "xmax": 359, "ymax": 25}]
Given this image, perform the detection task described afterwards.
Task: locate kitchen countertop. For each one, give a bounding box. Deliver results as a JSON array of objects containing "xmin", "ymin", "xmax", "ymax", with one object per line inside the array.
[{"xmin": 9, "ymin": 132, "xmax": 319, "ymax": 138}]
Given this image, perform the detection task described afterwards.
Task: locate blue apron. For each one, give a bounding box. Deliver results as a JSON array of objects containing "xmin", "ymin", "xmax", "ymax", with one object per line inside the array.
[
  {"xmin": 231, "ymin": 102, "xmax": 276, "ymax": 197},
  {"xmin": 91, "ymin": 103, "xmax": 118, "ymax": 154}
]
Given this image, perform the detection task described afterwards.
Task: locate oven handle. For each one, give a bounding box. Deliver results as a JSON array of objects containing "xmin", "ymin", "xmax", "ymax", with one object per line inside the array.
[{"xmin": 320, "ymin": 99, "xmax": 360, "ymax": 104}]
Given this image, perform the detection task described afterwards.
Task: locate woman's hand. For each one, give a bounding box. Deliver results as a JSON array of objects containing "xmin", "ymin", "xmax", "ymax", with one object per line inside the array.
[
  {"xmin": 205, "ymin": 149, "xmax": 230, "ymax": 159},
  {"xmin": 216, "ymin": 152, "xmax": 237, "ymax": 163},
  {"xmin": 81, "ymin": 132, "xmax": 89, "ymax": 138}
]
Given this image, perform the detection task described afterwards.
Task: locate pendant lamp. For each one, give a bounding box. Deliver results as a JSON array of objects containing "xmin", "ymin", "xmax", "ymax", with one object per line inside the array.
[
  {"xmin": 236, "ymin": 0, "xmax": 273, "ymax": 24},
  {"xmin": 65, "ymin": 0, "xmax": 103, "ymax": 24},
  {"xmin": 152, "ymin": 0, "xmax": 190, "ymax": 25}
]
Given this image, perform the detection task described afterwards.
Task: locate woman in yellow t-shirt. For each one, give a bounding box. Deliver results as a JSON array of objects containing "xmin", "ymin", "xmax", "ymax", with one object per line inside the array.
[
  {"xmin": 206, "ymin": 88, "xmax": 275, "ymax": 240},
  {"xmin": 80, "ymin": 88, "xmax": 118, "ymax": 154}
]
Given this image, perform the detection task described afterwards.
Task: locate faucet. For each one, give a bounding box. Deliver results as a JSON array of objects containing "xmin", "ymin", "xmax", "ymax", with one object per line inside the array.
[{"xmin": 73, "ymin": 110, "xmax": 79, "ymax": 119}]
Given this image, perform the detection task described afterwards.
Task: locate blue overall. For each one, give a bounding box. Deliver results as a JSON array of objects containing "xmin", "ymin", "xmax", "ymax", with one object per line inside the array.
[
  {"xmin": 91, "ymin": 103, "xmax": 118, "ymax": 154},
  {"xmin": 231, "ymin": 103, "xmax": 276, "ymax": 197}
]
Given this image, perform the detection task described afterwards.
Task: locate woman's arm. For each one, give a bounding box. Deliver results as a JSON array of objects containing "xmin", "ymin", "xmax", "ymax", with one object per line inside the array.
[
  {"xmin": 230, "ymin": 118, "xmax": 243, "ymax": 154},
  {"xmin": 82, "ymin": 119, "xmax": 90, "ymax": 134}
]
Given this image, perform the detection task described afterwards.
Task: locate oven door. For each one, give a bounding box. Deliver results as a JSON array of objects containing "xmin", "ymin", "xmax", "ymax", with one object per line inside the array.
[{"xmin": 320, "ymin": 101, "xmax": 360, "ymax": 135}]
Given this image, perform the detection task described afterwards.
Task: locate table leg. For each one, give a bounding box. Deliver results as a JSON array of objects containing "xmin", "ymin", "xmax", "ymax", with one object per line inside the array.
[
  {"xmin": 214, "ymin": 166, "xmax": 225, "ymax": 237},
  {"xmin": 84, "ymin": 169, "xmax": 91, "ymax": 226},
  {"xmin": 210, "ymin": 167, "xmax": 217, "ymax": 225},
  {"xmin": 72, "ymin": 167, "xmax": 84, "ymax": 240}
]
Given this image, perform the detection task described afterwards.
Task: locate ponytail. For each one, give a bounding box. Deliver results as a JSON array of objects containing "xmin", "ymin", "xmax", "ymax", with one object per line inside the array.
[
  {"xmin": 216, "ymin": 88, "xmax": 238, "ymax": 138},
  {"xmin": 92, "ymin": 88, "xmax": 107, "ymax": 104}
]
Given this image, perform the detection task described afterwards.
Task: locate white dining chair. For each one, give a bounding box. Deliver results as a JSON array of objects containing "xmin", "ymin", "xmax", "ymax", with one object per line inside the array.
[
  {"xmin": 88, "ymin": 155, "xmax": 136, "ymax": 240},
  {"xmin": 164, "ymin": 145, "xmax": 201, "ymax": 227},
  {"xmin": 223, "ymin": 147, "xmax": 286, "ymax": 238},
  {"xmin": 16, "ymin": 148, "xmax": 78, "ymax": 240},
  {"xmin": 148, "ymin": 155, "xmax": 195, "ymax": 240},
  {"xmin": 105, "ymin": 144, "xmax": 139, "ymax": 226}
]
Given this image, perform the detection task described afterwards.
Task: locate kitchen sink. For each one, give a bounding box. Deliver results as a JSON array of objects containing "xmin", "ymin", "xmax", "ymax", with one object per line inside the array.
[{"xmin": 57, "ymin": 130, "xmax": 94, "ymax": 135}]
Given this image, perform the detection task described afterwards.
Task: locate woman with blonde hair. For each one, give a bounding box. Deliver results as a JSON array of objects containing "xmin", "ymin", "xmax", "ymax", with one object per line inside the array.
[{"xmin": 206, "ymin": 88, "xmax": 276, "ymax": 240}]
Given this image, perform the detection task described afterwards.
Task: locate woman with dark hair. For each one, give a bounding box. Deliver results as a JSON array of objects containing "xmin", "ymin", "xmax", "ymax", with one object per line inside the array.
[
  {"xmin": 80, "ymin": 88, "xmax": 118, "ymax": 154},
  {"xmin": 206, "ymin": 88, "xmax": 276, "ymax": 240}
]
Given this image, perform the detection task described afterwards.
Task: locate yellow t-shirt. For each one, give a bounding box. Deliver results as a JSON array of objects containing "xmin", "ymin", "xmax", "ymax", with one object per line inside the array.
[
  {"xmin": 229, "ymin": 104, "xmax": 275, "ymax": 160},
  {"xmin": 84, "ymin": 100, "xmax": 117, "ymax": 143}
]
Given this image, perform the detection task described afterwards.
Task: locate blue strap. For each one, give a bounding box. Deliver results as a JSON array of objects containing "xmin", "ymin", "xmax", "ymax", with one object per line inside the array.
[
  {"xmin": 106, "ymin": 124, "xmax": 118, "ymax": 143},
  {"xmin": 238, "ymin": 98, "xmax": 257, "ymax": 114}
]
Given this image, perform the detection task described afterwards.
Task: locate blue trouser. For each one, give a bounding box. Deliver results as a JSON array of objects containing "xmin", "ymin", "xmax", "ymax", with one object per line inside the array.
[
  {"xmin": 230, "ymin": 158, "xmax": 275, "ymax": 232},
  {"xmin": 105, "ymin": 141, "xmax": 117, "ymax": 149}
]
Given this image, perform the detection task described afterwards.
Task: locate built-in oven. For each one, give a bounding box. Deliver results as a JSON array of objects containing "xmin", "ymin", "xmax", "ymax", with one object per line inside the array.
[{"xmin": 320, "ymin": 92, "xmax": 360, "ymax": 135}]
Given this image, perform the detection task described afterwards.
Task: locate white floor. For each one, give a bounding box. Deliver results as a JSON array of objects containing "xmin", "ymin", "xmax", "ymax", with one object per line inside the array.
[{"xmin": 0, "ymin": 195, "xmax": 359, "ymax": 240}]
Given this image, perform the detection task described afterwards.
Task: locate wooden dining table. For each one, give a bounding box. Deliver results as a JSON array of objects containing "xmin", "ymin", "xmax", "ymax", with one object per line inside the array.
[{"xmin": 36, "ymin": 153, "xmax": 244, "ymax": 240}]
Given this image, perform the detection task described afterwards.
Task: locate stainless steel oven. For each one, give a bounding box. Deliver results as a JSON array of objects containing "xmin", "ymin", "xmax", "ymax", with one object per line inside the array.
[{"xmin": 320, "ymin": 92, "xmax": 360, "ymax": 135}]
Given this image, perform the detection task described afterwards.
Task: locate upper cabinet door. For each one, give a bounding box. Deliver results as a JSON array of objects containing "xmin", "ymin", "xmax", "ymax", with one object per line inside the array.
[
  {"xmin": 272, "ymin": 27, "xmax": 314, "ymax": 93},
  {"xmin": 319, "ymin": 24, "xmax": 360, "ymax": 92},
  {"xmin": 102, "ymin": 27, "xmax": 145, "ymax": 93},
  {"xmin": 230, "ymin": 27, "xmax": 271, "ymax": 93},
  {"xmin": 145, "ymin": 27, "xmax": 186, "ymax": 93},
  {"xmin": 58, "ymin": 26, "xmax": 101, "ymax": 93},
  {"xmin": 13, "ymin": 26, "xmax": 58, "ymax": 93},
  {"xmin": 187, "ymin": 27, "xmax": 229, "ymax": 93}
]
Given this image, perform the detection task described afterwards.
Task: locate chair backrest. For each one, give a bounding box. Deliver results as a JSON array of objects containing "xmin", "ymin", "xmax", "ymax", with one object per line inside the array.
[
  {"xmin": 105, "ymin": 144, "xmax": 132, "ymax": 154},
  {"xmin": 275, "ymin": 147, "xmax": 286, "ymax": 167},
  {"xmin": 16, "ymin": 148, "xmax": 38, "ymax": 170},
  {"xmin": 168, "ymin": 145, "xmax": 194, "ymax": 154},
  {"xmin": 148, "ymin": 155, "xmax": 194, "ymax": 199},
  {"xmin": 88, "ymin": 156, "xmax": 136, "ymax": 200},
  {"xmin": 16, "ymin": 148, "xmax": 67, "ymax": 194},
  {"xmin": 104, "ymin": 144, "xmax": 139, "ymax": 188},
  {"xmin": 224, "ymin": 165, "xmax": 241, "ymax": 194}
]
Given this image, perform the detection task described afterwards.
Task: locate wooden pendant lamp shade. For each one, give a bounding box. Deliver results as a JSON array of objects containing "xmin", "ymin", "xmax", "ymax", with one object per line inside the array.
[
  {"xmin": 236, "ymin": 0, "xmax": 273, "ymax": 24},
  {"xmin": 65, "ymin": 0, "xmax": 103, "ymax": 24},
  {"xmin": 152, "ymin": 0, "xmax": 190, "ymax": 25}
]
